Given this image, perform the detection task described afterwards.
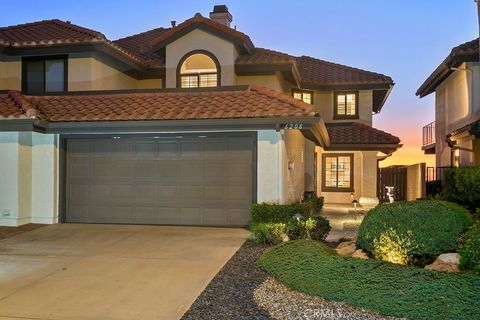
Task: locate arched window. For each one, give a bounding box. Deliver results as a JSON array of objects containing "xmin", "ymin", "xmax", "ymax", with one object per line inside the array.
[{"xmin": 177, "ymin": 51, "xmax": 220, "ymax": 88}]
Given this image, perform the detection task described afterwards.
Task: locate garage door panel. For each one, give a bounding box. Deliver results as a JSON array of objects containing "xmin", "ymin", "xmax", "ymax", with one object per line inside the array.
[
  {"xmin": 69, "ymin": 184, "xmax": 89, "ymax": 203},
  {"xmin": 158, "ymin": 141, "xmax": 178, "ymax": 156},
  {"xmin": 204, "ymin": 208, "xmax": 228, "ymax": 225},
  {"xmin": 69, "ymin": 140, "xmax": 90, "ymax": 157},
  {"xmin": 180, "ymin": 208, "xmax": 202, "ymax": 224},
  {"xmin": 180, "ymin": 141, "xmax": 202, "ymax": 157},
  {"xmin": 156, "ymin": 160, "xmax": 178, "ymax": 177},
  {"xmin": 91, "ymin": 141, "xmax": 112, "ymax": 156},
  {"xmin": 65, "ymin": 134, "xmax": 254, "ymax": 226}
]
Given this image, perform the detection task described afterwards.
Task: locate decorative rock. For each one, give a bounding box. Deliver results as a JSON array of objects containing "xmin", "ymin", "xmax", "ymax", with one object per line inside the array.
[
  {"xmin": 352, "ymin": 249, "xmax": 369, "ymax": 260},
  {"xmin": 437, "ymin": 253, "xmax": 460, "ymax": 265},
  {"xmin": 425, "ymin": 253, "xmax": 460, "ymax": 273},
  {"xmin": 335, "ymin": 240, "xmax": 356, "ymax": 256}
]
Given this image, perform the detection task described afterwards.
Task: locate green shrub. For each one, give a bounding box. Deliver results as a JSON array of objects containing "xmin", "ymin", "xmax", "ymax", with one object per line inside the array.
[
  {"xmin": 304, "ymin": 195, "xmax": 325, "ymax": 216},
  {"xmin": 251, "ymin": 203, "xmax": 309, "ymax": 225},
  {"xmin": 251, "ymin": 223, "xmax": 286, "ymax": 245},
  {"xmin": 309, "ymin": 216, "xmax": 331, "ymax": 241},
  {"xmin": 458, "ymin": 222, "xmax": 480, "ymax": 273},
  {"xmin": 357, "ymin": 200, "xmax": 472, "ymax": 266},
  {"xmin": 442, "ymin": 167, "xmax": 480, "ymax": 210},
  {"xmin": 286, "ymin": 217, "xmax": 315, "ymax": 240}
]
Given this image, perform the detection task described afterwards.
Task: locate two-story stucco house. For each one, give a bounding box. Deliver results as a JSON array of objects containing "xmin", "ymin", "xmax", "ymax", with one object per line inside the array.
[
  {"xmin": 0, "ymin": 6, "xmax": 401, "ymax": 227},
  {"xmin": 418, "ymin": 38, "xmax": 480, "ymax": 169}
]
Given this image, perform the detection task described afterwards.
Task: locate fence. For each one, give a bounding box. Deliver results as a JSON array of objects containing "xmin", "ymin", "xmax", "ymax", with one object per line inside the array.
[{"xmin": 378, "ymin": 163, "xmax": 426, "ymax": 203}]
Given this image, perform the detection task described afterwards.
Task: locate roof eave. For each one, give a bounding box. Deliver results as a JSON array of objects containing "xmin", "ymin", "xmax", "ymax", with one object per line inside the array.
[
  {"xmin": 417, "ymin": 53, "xmax": 479, "ymax": 98},
  {"xmin": 325, "ymin": 143, "xmax": 402, "ymax": 154},
  {"xmin": 152, "ymin": 23, "xmax": 253, "ymax": 54}
]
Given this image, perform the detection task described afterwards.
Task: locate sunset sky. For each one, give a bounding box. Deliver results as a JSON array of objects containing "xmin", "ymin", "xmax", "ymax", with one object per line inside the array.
[{"xmin": 4, "ymin": 0, "xmax": 479, "ymax": 168}]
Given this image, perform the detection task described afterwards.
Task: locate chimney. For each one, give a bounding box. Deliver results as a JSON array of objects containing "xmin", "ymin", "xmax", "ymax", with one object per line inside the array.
[{"xmin": 209, "ymin": 5, "xmax": 232, "ymax": 27}]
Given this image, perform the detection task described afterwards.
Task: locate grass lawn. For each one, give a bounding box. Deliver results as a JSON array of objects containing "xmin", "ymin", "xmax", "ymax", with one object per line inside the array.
[{"xmin": 257, "ymin": 240, "xmax": 480, "ymax": 320}]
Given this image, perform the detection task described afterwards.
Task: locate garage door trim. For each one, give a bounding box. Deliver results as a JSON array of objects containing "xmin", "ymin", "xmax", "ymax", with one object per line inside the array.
[{"xmin": 58, "ymin": 132, "xmax": 257, "ymax": 226}]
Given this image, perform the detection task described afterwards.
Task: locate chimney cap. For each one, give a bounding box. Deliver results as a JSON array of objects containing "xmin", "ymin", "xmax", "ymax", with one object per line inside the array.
[{"xmin": 211, "ymin": 5, "xmax": 229, "ymax": 14}]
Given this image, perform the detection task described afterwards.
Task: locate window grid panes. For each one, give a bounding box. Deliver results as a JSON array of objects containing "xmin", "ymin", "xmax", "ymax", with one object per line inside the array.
[
  {"xmin": 336, "ymin": 93, "xmax": 357, "ymax": 116},
  {"xmin": 324, "ymin": 154, "xmax": 352, "ymax": 190},
  {"xmin": 181, "ymin": 75, "xmax": 199, "ymax": 88},
  {"xmin": 199, "ymin": 74, "xmax": 217, "ymax": 87},
  {"xmin": 293, "ymin": 91, "xmax": 312, "ymax": 104}
]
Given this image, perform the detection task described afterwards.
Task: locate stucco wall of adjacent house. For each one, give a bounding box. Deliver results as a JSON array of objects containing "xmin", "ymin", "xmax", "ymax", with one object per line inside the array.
[
  {"xmin": 0, "ymin": 132, "xmax": 58, "ymax": 226},
  {"xmin": 434, "ymin": 62, "xmax": 480, "ymax": 167},
  {"xmin": 313, "ymin": 90, "xmax": 373, "ymax": 126},
  {"xmin": 165, "ymin": 29, "xmax": 238, "ymax": 88},
  {"xmin": 315, "ymin": 148, "xmax": 378, "ymax": 205},
  {"xmin": 0, "ymin": 59, "xmax": 22, "ymax": 91}
]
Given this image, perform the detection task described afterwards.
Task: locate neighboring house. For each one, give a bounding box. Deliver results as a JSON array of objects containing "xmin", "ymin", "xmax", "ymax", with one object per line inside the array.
[
  {"xmin": 417, "ymin": 38, "xmax": 480, "ymax": 169},
  {"xmin": 0, "ymin": 5, "xmax": 401, "ymax": 227}
]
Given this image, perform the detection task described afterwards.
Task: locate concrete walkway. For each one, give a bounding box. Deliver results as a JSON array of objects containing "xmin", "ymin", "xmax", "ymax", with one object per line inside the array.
[
  {"xmin": 322, "ymin": 203, "xmax": 367, "ymax": 242},
  {"xmin": 0, "ymin": 224, "xmax": 249, "ymax": 320}
]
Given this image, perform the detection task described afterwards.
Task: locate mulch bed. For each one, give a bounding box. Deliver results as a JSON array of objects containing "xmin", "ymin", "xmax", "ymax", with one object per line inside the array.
[
  {"xmin": 181, "ymin": 241, "xmax": 272, "ymax": 320},
  {"xmin": 0, "ymin": 223, "xmax": 46, "ymax": 240}
]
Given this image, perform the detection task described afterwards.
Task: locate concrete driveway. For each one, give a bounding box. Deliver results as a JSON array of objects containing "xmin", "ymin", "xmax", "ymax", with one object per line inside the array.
[{"xmin": 0, "ymin": 224, "xmax": 249, "ymax": 320}]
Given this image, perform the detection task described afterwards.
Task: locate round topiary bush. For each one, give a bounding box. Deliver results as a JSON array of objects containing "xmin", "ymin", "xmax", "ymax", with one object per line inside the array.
[{"xmin": 356, "ymin": 200, "xmax": 472, "ymax": 266}]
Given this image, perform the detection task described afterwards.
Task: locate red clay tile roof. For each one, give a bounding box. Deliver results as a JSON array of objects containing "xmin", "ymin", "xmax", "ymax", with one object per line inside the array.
[
  {"xmin": 0, "ymin": 19, "xmax": 159, "ymax": 68},
  {"xmin": 0, "ymin": 95, "xmax": 25, "ymax": 119},
  {"xmin": 0, "ymin": 85, "xmax": 316, "ymax": 122},
  {"xmin": 150, "ymin": 13, "xmax": 254, "ymax": 53},
  {"xmin": 417, "ymin": 38, "xmax": 479, "ymax": 97},
  {"xmin": 113, "ymin": 27, "xmax": 169, "ymax": 67},
  {"xmin": 236, "ymin": 48, "xmax": 296, "ymax": 65},
  {"xmin": 0, "ymin": 19, "xmax": 105, "ymax": 46},
  {"xmin": 296, "ymin": 56, "xmax": 393, "ymax": 88},
  {"xmin": 326, "ymin": 122, "xmax": 400, "ymax": 145}
]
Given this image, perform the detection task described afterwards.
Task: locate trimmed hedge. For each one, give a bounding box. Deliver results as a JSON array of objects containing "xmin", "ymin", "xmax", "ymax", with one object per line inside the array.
[
  {"xmin": 357, "ymin": 200, "xmax": 472, "ymax": 266},
  {"xmin": 309, "ymin": 216, "xmax": 331, "ymax": 241},
  {"xmin": 286, "ymin": 216, "xmax": 331, "ymax": 241},
  {"xmin": 251, "ymin": 196, "xmax": 325, "ymax": 226},
  {"xmin": 442, "ymin": 167, "xmax": 480, "ymax": 211},
  {"xmin": 458, "ymin": 221, "xmax": 480, "ymax": 273},
  {"xmin": 251, "ymin": 203, "xmax": 309, "ymax": 225},
  {"xmin": 251, "ymin": 223, "xmax": 286, "ymax": 245}
]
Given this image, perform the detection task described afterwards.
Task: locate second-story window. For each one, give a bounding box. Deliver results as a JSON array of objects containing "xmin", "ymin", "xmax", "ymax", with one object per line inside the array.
[
  {"xmin": 178, "ymin": 51, "xmax": 220, "ymax": 88},
  {"xmin": 334, "ymin": 92, "xmax": 358, "ymax": 119},
  {"xmin": 292, "ymin": 89, "xmax": 313, "ymax": 104},
  {"xmin": 22, "ymin": 56, "xmax": 67, "ymax": 94}
]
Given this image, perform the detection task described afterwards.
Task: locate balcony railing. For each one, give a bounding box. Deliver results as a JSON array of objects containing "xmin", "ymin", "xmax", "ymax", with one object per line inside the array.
[{"xmin": 422, "ymin": 121, "xmax": 435, "ymax": 147}]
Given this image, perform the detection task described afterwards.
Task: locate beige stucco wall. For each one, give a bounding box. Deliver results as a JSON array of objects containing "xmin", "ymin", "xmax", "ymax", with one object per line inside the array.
[
  {"xmin": 235, "ymin": 74, "xmax": 287, "ymax": 93},
  {"xmin": 282, "ymin": 129, "xmax": 306, "ymax": 203},
  {"xmin": 165, "ymin": 29, "xmax": 238, "ymax": 88},
  {"xmin": 0, "ymin": 132, "xmax": 58, "ymax": 227},
  {"xmin": 0, "ymin": 59, "xmax": 22, "ymax": 91},
  {"xmin": 315, "ymin": 148, "xmax": 378, "ymax": 205},
  {"xmin": 68, "ymin": 55, "xmax": 163, "ymax": 91},
  {"xmin": 313, "ymin": 90, "xmax": 373, "ymax": 125},
  {"xmin": 435, "ymin": 62, "xmax": 480, "ymax": 167}
]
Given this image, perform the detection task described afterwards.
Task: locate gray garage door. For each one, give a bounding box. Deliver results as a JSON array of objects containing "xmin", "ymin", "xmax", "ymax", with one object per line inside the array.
[{"xmin": 65, "ymin": 133, "xmax": 255, "ymax": 226}]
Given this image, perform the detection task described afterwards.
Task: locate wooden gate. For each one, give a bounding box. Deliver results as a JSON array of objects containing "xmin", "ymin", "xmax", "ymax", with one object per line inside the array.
[{"xmin": 377, "ymin": 165, "xmax": 407, "ymax": 202}]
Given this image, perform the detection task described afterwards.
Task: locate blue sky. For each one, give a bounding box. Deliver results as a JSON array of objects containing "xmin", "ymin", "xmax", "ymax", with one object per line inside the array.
[{"xmin": 3, "ymin": 0, "xmax": 478, "ymax": 165}]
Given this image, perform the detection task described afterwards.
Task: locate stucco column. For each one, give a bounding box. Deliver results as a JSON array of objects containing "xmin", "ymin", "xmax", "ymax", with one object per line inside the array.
[
  {"xmin": 257, "ymin": 130, "xmax": 284, "ymax": 204},
  {"xmin": 359, "ymin": 151, "xmax": 379, "ymax": 207},
  {"xmin": 31, "ymin": 133, "xmax": 58, "ymax": 224}
]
